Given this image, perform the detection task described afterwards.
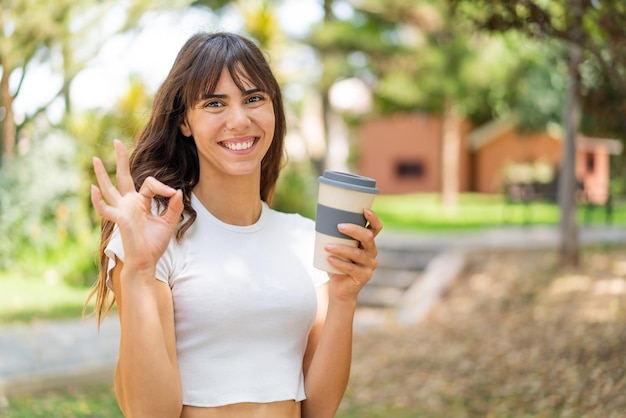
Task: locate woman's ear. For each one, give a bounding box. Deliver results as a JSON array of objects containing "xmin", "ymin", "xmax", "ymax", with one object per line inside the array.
[{"xmin": 180, "ymin": 118, "xmax": 192, "ymax": 137}]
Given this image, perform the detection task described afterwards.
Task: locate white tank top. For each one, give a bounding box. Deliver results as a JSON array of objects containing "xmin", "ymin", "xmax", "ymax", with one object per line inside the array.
[{"xmin": 105, "ymin": 195, "xmax": 329, "ymax": 407}]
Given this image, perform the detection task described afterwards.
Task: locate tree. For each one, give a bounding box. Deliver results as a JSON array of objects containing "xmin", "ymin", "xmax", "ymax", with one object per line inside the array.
[
  {"xmin": 0, "ymin": 0, "xmax": 187, "ymax": 163},
  {"xmin": 306, "ymin": 0, "xmax": 535, "ymax": 206},
  {"xmin": 453, "ymin": 0, "xmax": 626, "ymax": 266},
  {"xmin": 0, "ymin": 0, "xmax": 72, "ymax": 160},
  {"xmin": 295, "ymin": 0, "xmax": 360, "ymax": 176}
]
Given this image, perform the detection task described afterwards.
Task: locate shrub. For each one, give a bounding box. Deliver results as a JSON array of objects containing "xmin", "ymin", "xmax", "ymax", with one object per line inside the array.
[
  {"xmin": 272, "ymin": 162, "xmax": 318, "ymax": 219},
  {"xmin": 0, "ymin": 126, "xmax": 95, "ymax": 285}
]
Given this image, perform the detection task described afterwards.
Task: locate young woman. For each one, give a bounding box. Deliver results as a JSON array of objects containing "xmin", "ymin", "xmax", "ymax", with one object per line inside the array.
[{"xmin": 88, "ymin": 31, "xmax": 382, "ymax": 418}]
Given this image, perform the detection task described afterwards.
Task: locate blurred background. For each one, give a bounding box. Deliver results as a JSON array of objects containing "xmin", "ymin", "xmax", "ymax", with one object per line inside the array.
[{"xmin": 2, "ymin": 0, "xmax": 626, "ymax": 416}]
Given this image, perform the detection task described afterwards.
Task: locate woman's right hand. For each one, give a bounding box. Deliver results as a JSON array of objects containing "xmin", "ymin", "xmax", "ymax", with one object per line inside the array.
[{"xmin": 91, "ymin": 139, "xmax": 183, "ymax": 273}]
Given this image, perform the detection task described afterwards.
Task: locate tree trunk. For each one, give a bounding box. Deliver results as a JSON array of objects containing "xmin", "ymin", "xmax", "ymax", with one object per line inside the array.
[
  {"xmin": 441, "ymin": 99, "xmax": 460, "ymax": 212},
  {"xmin": 558, "ymin": 43, "xmax": 582, "ymax": 267},
  {"xmin": 0, "ymin": 65, "xmax": 16, "ymax": 162},
  {"xmin": 315, "ymin": 88, "xmax": 331, "ymax": 176},
  {"xmin": 311, "ymin": 0, "xmax": 335, "ymax": 177}
]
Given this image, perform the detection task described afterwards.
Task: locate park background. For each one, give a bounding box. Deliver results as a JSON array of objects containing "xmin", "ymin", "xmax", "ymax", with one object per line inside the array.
[{"xmin": 2, "ymin": 0, "xmax": 626, "ymax": 416}]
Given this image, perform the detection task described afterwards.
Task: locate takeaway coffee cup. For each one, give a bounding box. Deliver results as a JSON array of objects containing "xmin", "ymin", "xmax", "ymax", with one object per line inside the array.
[{"xmin": 313, "ymin": 170, "xmax": 379, "ymax": 273}]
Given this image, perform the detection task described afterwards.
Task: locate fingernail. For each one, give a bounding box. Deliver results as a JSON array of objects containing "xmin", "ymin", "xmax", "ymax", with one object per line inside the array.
[{"xmin": 338, "ymin": 223, "xmax": 348, "ymax": 231}]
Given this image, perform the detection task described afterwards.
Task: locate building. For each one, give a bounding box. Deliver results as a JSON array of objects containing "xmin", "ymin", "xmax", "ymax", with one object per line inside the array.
[{"xmin": 357, "ymin": 113, "xmax": 622, "ymax": 204}]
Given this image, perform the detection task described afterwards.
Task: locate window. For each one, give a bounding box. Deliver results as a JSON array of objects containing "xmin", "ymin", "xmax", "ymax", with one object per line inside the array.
[
  {"xmin": 396, "ymin": 160, "xmax": 425, "ymax": 178},
  {"xmin": 586, "ymin": 152, "xmax": 595, "ymax": 173}
]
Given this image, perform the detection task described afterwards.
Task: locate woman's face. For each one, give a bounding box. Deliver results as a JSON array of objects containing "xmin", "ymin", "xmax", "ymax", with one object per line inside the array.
[{"xmin": 180, "ymin": 67, "xmax": 275, "ymax": 181}]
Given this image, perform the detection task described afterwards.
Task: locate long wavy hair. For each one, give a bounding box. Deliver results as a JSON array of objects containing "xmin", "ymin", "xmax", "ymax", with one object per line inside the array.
[{"xmin": 86, "ymin": 32, "xmax": 287, "ymax": 325}]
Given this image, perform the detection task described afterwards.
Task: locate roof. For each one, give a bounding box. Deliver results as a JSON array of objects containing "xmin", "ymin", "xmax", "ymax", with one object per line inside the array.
[
  {"xmin": 467, "ymin": 115, "xmax": 519, "ymax": 151},
  {"xmin": 577, "ymin": 135, "xmax": 623, "ymax": 155},
  {"xmin": 468, "ymin": 115, "xmax": 623, "ymax": 155}
]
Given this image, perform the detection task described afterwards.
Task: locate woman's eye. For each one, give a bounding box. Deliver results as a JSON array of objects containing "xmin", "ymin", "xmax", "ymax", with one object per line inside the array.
[
  {"xmin": 247, "ymin": 95, "xmax": 265, "ymax": 104},
  {"xmin": 203, "ymin": 100, "xmax": 223, "ymax": 108}
]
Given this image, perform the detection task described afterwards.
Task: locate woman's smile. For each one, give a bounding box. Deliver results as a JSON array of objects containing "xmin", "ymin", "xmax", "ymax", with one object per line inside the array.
[{"xmin": 220, "ymin": 137, "xmax": 258, "ymax": 152}]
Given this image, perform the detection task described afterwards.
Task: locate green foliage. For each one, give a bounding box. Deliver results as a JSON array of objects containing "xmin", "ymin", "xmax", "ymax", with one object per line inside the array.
[
  {"xmin": 0, "ymin": 0, "xmax": 189, "ymax": 160},
  {"xmin": 0, "ymin": 126, "xmax": 93, "ymax": 274},
  {"xmin": 63, "ymin": 76, "xmax": 153, "ymax": 230},
  {"xmin": 305, "ymin": 0, "xmax": 569, "ymax": 130},
  {"xmin": 580, "ymin": 75, "xmax": 626, "ymax": 140},
  {"xmin": 272, "ymin": 162, "xmax": 318, "ymax": 219},
  {"xmin": 510, "ymin": 45, "xmax": 568, "ymax": 131},
  {"xmin": 189, "ymin": 0, "xmax": 231, "ymax": 12},
  {"xmin": 238, "ymin": 0, "xmax": 283, "ymax": 50},
  {"xmin": 454, "ymin": 0, "xmax": 626, "ymax": 136}
]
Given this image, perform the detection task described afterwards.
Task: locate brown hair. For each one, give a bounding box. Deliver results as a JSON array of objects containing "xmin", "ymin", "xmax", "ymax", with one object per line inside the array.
[{"xmin": 86, "ymin": 32, "xmax": 287, "ymax": 325}]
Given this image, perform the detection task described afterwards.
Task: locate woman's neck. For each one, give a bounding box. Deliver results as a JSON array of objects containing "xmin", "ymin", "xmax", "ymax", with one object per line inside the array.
[{"xmin": 193, "ymin": 175, "xmax": 263, "ymax": 226}]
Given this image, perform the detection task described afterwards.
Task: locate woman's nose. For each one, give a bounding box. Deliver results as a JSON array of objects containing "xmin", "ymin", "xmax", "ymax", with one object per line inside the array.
[{"xmin": 225, "ymin": 105, "xmax": 251, "ymax": 131}]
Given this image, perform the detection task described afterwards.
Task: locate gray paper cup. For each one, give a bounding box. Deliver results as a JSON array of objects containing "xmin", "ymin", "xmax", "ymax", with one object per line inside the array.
[{"xmin": 314, "ymin": 170, "xmax": 379, "ymax": 273}]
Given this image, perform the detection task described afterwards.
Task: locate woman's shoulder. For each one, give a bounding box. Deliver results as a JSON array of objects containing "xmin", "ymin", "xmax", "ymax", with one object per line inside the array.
[{"xmin": 266, "ymin": 206, "xmax": 315, "ymax": 231}]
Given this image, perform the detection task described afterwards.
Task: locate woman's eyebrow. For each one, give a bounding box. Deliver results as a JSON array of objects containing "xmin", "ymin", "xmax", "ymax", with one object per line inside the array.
[
  {"xmin": 244, "ymin": 88, "xmax": 262, "ymax": 95},
  {"xmin": 202, "ymin": 88, "xmax": 263, "ymax": 100}
]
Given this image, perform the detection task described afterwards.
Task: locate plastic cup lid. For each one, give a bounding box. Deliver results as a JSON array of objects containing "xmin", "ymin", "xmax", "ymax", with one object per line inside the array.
[{"xmin": 318, "ymin": 170, "xmax": 379, "ymax": 194}]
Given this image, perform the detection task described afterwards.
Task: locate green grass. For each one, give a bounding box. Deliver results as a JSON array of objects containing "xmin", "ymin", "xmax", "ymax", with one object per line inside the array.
[
  {"xmin": 0, "ymin": 384, "xmax": 450, "ymax": 418},
  {"xmin": 1, "ymin": 384, "xmax": 122, "ymax": 418},
  {"xmin": 372, "ymin": 192, "xmax": 626, "ymax": 231},
  {"xmin": 0, "ymin": 273, "xmax": 93, "ymax": 324},
  {"xmin": 0, "ymin": 232, "xmax": 99, "ymax": 323}
]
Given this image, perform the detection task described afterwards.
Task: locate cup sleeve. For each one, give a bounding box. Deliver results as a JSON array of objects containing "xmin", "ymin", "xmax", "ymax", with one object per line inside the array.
[{"xmin": 298, "ymin": 217, "xmax": 329, "ymax": 287}]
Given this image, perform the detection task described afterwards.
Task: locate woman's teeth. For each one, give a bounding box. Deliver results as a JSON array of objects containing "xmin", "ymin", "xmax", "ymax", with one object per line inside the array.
[{"xmin": 223, "ymin": 140, "xmax": 254, "ymax": 151}]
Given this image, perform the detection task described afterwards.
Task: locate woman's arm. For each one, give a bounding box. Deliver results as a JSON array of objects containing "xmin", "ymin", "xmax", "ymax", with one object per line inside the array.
[
  {"xmin": 111, "ymin": 261, "xmax": 182, "ymax": 418},
  {"xmin": 91, "ymin": 140, "xmax": 184, "ymax": 417},
  {"xmin": 302, "ymin": 209, "xmax": 383, "ymax": 418},
  {"xmin": 301, "ymin": 283, "xmax": 354, "ymax": 418}
]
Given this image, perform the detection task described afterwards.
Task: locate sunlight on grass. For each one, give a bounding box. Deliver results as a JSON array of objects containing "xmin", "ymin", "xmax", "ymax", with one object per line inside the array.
[
  {"xmin": 0, "ymin": 273, "xmax": 92, "ymax": 323},
  {"xmin": 372, "ymin": 192, "xmax": 623, "ymax": 231},
  {"xmin": 2, "ymin": 384, "xmax": 122, "ymax": 418}
]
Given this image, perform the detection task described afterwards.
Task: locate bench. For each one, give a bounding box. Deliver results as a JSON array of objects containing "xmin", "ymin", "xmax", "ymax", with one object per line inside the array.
[{"xmin": 503, "ymin": 181, "xmax": 612, "ymax": 225}]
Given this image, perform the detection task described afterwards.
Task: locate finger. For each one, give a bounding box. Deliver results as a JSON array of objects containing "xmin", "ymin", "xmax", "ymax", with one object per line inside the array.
[
  {"xmin": 338, "ymin": 223, "xmax": 378, "ymax": 258},
  {"xmin": 92, "ymin": 156, "xmax": 121, "ymax": 205},
  {"xmin": 326, "ymin": 243, "xmax": 377, "ymax": 270},
  {"xmin": 364, "ymin": 208, "xmax": 383, "ymax": 238},
  {"xmin": 162, "ymin": 189, "xmax": 184, "ymax": 225},
  {"xmin": 327, "ymin": 252, "xmax": 376, "ymax": 281},
  {"xmin": 138, "ymin": 176, "xmax": 178, "ymax": 200},
  {"xmin": 113, "ymin": 139, "xmax": 135, "ymax": 194},
  {"xmin": 90, "ymin": 184, "xmax": 116, "ymax": 221}
]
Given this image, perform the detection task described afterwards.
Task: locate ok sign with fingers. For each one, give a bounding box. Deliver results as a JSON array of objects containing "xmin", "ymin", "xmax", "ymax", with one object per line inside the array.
[{"xmin": 91, "ymin": 140, "xmax": 184, "ymax": 273}]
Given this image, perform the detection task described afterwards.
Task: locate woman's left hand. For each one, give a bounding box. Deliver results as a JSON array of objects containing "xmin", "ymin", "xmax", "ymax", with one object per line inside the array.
[{"xmin": 324, "ymin": 208, "xmax": 383, "ymax": 303}]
